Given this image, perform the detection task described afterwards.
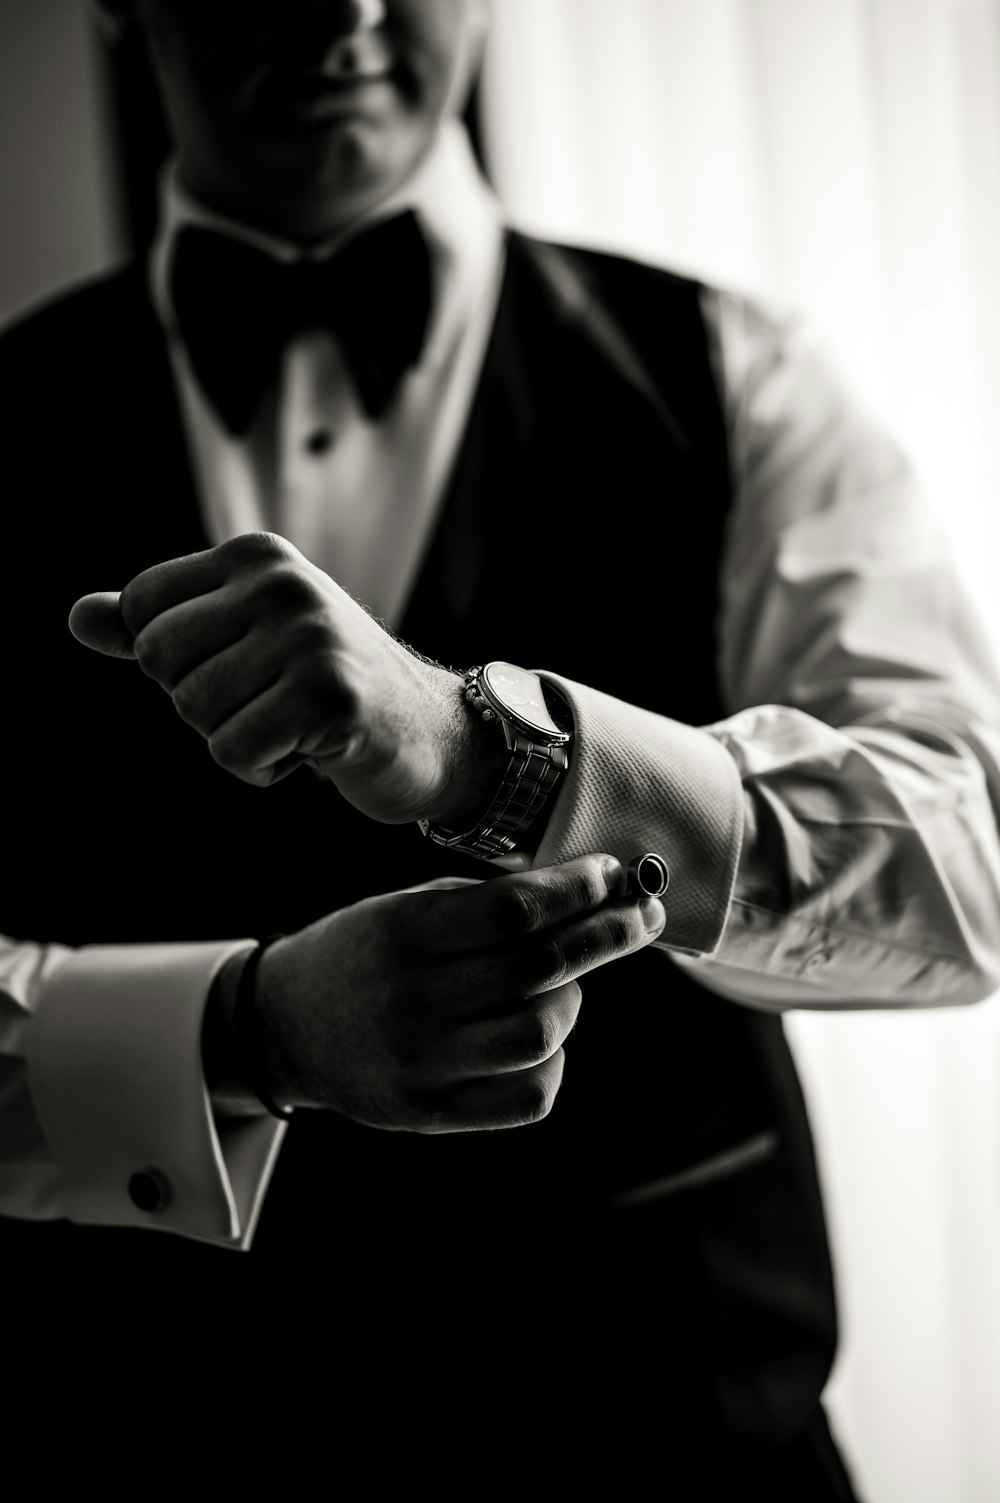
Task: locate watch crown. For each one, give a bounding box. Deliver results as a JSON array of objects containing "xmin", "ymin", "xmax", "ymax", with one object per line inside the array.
[{"xmin": 481, "ymin": 708, "xmax": 496, "ymax": 723}]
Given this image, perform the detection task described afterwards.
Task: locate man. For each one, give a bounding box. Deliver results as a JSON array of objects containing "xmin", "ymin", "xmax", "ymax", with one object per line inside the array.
[{"xmin": 4, "ymin": 0, "xmax": 1000, "ymax": 1491}]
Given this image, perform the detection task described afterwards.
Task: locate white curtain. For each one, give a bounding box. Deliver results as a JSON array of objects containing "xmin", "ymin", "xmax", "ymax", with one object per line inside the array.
[{"xmin": 479, "ymin": 5, "xmax": 1000, "ymax": 1500}]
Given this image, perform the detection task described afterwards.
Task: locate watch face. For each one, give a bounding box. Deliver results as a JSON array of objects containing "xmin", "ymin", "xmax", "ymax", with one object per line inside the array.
[{"xmin": 481, "ymin": 662, "xmax": 570, "ymax": 741}]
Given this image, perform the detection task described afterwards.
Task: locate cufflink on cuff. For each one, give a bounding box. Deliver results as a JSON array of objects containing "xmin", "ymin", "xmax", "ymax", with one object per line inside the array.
[
  {"xmin": 626, "ymin": 852, "xmax": 670, "ymax": 897},
  {"xmin": 128, "ymin": 1166, "xmax": 172, "ymax": 1212}
]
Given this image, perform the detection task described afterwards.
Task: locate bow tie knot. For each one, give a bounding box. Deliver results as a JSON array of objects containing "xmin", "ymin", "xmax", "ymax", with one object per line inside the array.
[{"xmin": 168, "ymin": 211, "xmax": 434, "ymax": 435}]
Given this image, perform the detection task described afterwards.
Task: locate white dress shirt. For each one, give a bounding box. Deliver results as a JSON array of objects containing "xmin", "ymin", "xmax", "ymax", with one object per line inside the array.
[
  {"xmin": 151, "ymin": 118, "xmax": 506, "ymax": 624},
  {"xmin": 4, "ymin": 120, "xmax": 1000, "ymax": 1249}
]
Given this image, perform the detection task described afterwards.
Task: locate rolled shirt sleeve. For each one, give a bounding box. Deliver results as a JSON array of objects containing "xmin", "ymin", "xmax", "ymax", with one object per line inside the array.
[
  {"xmin": 536, "ymin": 286, "xmax": 1000, "ymax": 1012},
  {"xmin": 0, "ymin": 937, "xmax": 285, "ymax": 1248}
]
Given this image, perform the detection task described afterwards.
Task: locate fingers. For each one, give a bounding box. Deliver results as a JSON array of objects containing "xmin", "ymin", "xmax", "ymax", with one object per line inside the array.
[
  {"xmin": 277, "ymin": 861, "xmax": 663, "ymax": 1131},
  {"xmin": 381, "ymin": 980, "xmax": 582, "ymax": 1132},
  {"xmin": 203, "ymin": 678, "xmax": 301, "ymax": 784},
  {"xmin": 448, "ymin": 979, "xmax": 583, "ymax": 1080},
  {"xmin": 413, "ymin": 1052, "xmax": 569, "ymax": 1134},
  {"xmin": 69, "ymin": 536, "xmax": 289, "ymax": 659},
  {"xmin": 399, "ymin": 853, "xmax": 666, "ymax": 973},
  {"xmin": 446, "ymin": 891, "xmax": 664, "ymax": 1009},
  {"xmin": 169, "ymin": 631, "xmax": 289, "ymax": 738},
  {"xmin": 67, "ymin": 592, "xmax": 136, "ymax": 660},
  {"xmin": 119, "ymin": 546, "xmax": 227, "ymax": 637},
  {"xmin": 405, "ymin": 852, "xmax": 626, "ymax": 955},
  {"xmin": 204, "ymin": 673, "xmax": 353, "ymax": 784},
  {"xmin": 118, "ymin": 530, "xmax": 302, "ymax": 636},
  {"xmin": 131, "ymin": 593, "xmax": 249, "ymax": 694},
  {"xmin": 115, "ymin": 536, "xmax": 352, "ymax": 776},
  {"xmin": 519, "ymin": 894, "xmax": 665, "ymax": 993}
]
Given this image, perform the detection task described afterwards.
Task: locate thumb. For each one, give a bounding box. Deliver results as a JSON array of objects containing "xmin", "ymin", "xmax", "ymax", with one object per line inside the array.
[{"xmin": 68, "ymin": 591, "xmax": 136, "ymax": 660}]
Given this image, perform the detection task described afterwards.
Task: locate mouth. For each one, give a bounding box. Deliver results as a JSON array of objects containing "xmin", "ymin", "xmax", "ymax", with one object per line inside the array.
[{"xmin": 253, "ymin": 68, "xmax": 395, "ymax": 129}]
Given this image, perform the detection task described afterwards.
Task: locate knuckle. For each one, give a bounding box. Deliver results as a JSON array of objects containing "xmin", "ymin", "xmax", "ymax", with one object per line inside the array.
[
  {"xmin": 515, "ymin": 1057, "xmax": 563, "ymax": 1123},
  {"xmin": 208, "ymin": 729, "xmax": 251, "ymax": 779},
  {"xmin": 485, "ymin": 1010, "xmax": 559, "ymax": 1073},
  {"xmin": 522, "ymin": 1008, "xmax": 560, "ymax": 1064},
  {"xmin": 399, "ymin": 1074, "xmax": 456, "ymax": 1134},
  {"xmin": 381, "ymin": 894, "xmax": 423, "ymax": 954},
  {"xmin": 569, "ymin": 860, "xmax": 608, "ymax": 912},
  {"xmin": 602, "ymin": 908, "xmax": 637, "ymax": 954},
  {"xmin": 118, "ymin": 580, "xmax": 145, "ymax": 637},
  {"xmin": 171, "ymin": 674, "xmax": 205, "ymax": 726},
  {"xmin": 559, "ymin": 980, "xmax": 583, "ymax": 1018},
  {"xmin": 224, "ymin": 530, "xmax": 288, "ymax": 566},
  {"xmin": 386, "ymin": 1017, "xmax": 428, "ymax": 1073},
  {"xmin": 410, "ymin": 1095, "xmax": 460, "ymax": 1136},
  {"xmin": 257, "ymin": 565, "xmax": 317, "ymax": 615},
  {"xmin": 285, "ymin": 614, "xmax": 333, "ymax": 658},
  {"xmin": 531, "ymin": 932, "xmax": 572, "ymax": 990},
  {"xmin": 244, "ymin": 767, "xmax": 275, "ymax": 787},
  {"xmin": 131, "ymin": 627, "xmax": 164, "ymax": 682},
  {"xmin": 478, "ymin": 1031, "xmax": 523, "ymax": 1072},
  {"xmin": 289, "ymin": 639, "xmax": 348, "ymax": 709},
  {"xmin": 497, "ymin": 878, "xmax": 546, "ymax": 937}
]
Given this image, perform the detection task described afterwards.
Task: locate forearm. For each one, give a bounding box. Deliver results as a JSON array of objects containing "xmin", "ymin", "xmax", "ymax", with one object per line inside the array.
[
  {"xmin": 532, "ymin": 675, "xmax": 1000, "ymax": 1010},
  {"xmin": 688, "ymin": 703, "xmax": 1000, "ymax": 1008}
]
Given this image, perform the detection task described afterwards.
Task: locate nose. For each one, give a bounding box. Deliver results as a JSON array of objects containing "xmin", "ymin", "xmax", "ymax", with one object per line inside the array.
[
  {"xmin": 297, "ymin": 0, "xmax": 387, "ymax": 30},
  {"xmin": 277, "ymin": 0, "xmax": 390, "ymax": 67},
  {"xmin": 352, "ymin": 0, "xmax": 388, "ymax": 26}
]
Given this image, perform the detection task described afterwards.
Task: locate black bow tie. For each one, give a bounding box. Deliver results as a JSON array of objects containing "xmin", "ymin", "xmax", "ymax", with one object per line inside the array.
[{"xmin": 168, "ymin": 211, "xmax": 433, "ymax": 435}]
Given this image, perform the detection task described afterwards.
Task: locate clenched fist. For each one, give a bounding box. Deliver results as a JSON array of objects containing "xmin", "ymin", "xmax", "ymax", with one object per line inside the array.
[{"xmin": 69, "ymin": 531, "xmax": 507, "ymax": 828}]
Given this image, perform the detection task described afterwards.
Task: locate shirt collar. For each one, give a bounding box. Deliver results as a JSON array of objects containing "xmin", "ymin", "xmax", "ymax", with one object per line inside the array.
[{"xmin": 150, "ymin": 118, "xmax": 505, "ymax": 372}]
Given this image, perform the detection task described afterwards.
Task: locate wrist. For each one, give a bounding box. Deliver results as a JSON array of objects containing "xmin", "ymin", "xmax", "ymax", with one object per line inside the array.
[
  {"xmin": 234, "ymin": 938, "xmax": 299, "ymax": 1118},
  {"xmin": 202, "ymin": 941, "xmax": 301, "ymax": 1118},
  {"xmin": 419, "ymin": 664, "xmax": 573, "ymax": 860},
  {"xmin": 202, "ymin": 950, "xmax": 270, "ymax": 1117},
  {"xmin": 427, "ymin": 674, "xmax": 512, "ymax": 828},
  {"xmin": 251, "ymin": 937, "xmax": 315, "ymax": 1111}
]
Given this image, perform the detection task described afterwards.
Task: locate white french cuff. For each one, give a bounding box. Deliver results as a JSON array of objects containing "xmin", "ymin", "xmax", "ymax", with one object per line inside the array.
[
  {"xmin": 532, "ymin": 673, "xmax": 745, "ymax": 956},
  {"xmin": 29, "ymin": 941, "xmax": 285, "ymax": 1250}
]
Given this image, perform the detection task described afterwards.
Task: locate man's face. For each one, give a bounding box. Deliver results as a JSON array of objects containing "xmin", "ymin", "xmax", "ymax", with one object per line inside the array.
[{"xmin": 130, "ymin": 0, "xmax": 488, "ymax": 241}]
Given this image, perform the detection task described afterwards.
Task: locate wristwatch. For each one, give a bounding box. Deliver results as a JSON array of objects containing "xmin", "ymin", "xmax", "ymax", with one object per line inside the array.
[{"xmin": 418, "ymin": 662, "xmax": 573, "ymax": 860}]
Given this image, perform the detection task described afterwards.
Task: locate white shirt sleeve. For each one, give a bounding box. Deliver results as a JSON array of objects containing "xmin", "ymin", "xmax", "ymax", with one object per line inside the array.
[
  {"xmin": 535, "ymin": 286, "xmax": 1000, "ymax": 1013},
  {"xmin": 0, "ymin": 936, "xmax": 285, "ymax": 1247}
]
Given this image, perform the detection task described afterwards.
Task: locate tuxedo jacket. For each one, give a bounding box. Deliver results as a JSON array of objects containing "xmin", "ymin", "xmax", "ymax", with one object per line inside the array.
[{"xmin": 0, "ymin": 233, "xmax": 836, "ymax": 1451}]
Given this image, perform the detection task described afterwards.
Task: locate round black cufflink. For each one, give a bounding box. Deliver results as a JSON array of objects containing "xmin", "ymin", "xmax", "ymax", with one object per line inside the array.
[
  {"xmin": 128, "ymin": 1167, "xmax": 172, "ymax": 1213},
  {"xmin": 626, "ymin": 851, "xmax": 670, "ymax": 898}
]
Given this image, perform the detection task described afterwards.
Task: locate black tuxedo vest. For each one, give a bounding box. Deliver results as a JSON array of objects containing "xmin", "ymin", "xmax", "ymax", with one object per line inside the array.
[{"xmin": 0, "ymin": 235, "xmax": 837, "ymax": 1450}]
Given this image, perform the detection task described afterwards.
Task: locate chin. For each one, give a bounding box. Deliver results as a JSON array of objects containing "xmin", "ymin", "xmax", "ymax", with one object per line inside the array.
[{"xmin": 255, "ymin": 120, "xmax": 415, "ymax": 221}]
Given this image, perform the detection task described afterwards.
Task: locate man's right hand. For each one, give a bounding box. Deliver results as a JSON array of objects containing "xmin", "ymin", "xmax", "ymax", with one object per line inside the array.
[{"xmin": 236, "ymin": 853, "xmax": 665, "ymax": 1132}]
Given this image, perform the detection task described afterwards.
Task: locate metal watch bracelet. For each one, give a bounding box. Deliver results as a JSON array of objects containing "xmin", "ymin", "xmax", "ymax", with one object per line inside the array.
[{"xmin": 418, "ymin": 668, "xmax": 570, "ymax": 859}]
